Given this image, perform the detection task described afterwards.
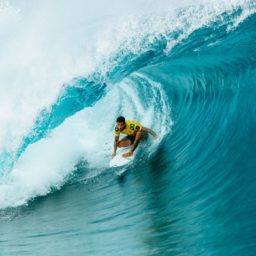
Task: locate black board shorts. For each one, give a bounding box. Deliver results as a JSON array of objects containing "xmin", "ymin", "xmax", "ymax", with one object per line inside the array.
[
  {"xmin": 125, "ymin": 132, "xmax": 148, "ymax": 145},
  {"xmin": 126, "ymin": 135, "xmax": 136, "ymax": 144}
]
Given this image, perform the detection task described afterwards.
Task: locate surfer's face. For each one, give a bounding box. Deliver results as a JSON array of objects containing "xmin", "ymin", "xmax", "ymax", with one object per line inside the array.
[{"xmin": 117, "ymin": 122, "xmax": 125, "ymax": 131}]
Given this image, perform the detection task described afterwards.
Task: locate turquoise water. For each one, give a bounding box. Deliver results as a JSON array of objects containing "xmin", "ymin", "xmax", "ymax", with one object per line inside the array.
[{"xmin": 1, "ymin": 1, "xmax": 256, "ymax": 255}]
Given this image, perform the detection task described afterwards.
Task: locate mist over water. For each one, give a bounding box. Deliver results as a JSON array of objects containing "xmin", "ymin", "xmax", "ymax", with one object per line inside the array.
[{"xmin": 1, "ymin": 0, "xmax": 256, "ymax": 255}]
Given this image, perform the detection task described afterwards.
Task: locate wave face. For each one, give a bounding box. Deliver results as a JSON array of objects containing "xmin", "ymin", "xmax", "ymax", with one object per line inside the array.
[{"xmin": 0, "ymin": 0, "xmax": 256, "ymax": 255}]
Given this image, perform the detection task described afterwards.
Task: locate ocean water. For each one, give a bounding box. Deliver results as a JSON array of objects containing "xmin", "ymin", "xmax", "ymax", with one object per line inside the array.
[{"xmin": 0, "ymin": 0, "xmax": 256, "ymax": 255}]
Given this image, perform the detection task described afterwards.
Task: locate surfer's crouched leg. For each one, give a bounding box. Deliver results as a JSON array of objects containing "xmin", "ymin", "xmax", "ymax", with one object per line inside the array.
[{"xmin": 117, "ymin": 137, "xmax": 132, "ymax": 147}]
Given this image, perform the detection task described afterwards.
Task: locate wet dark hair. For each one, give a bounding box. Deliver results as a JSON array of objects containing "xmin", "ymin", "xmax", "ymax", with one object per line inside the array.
[{"xmin": 116, "ymin": 116, "xmax": 125, "ymax": 123}]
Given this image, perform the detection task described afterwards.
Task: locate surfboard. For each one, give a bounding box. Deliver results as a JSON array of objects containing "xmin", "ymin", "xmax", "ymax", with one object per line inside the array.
[{"xmin": 109, "ymin": 147, "xmax": 134, "ymax": 167}]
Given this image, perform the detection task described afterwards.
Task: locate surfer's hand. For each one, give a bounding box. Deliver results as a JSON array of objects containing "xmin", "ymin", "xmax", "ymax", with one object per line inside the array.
[
  {"xmin": 122, "ymin": 151, "xmax": 133, "ymax": 158},
  {"xmin": 112, "ymin": 152, "xmax": 116, "ymax": 158}
]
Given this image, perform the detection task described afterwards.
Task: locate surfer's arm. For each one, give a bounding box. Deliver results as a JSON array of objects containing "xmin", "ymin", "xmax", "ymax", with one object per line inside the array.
[
  {"xmin": 113, "ymin": 136, "xmax": 119, "ymax": 156},
  {"xmin": 142, "ymin": 127, "xmax": 157, "ymax": 138}
]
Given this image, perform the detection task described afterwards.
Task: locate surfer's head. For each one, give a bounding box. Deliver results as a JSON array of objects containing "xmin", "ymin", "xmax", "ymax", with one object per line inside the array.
[{"xmin": 116, "ymin": 116, "xmax": 126, "ymax": 131}]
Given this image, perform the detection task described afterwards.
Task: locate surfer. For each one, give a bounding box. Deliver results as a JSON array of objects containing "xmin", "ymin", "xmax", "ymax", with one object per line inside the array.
[{"xmin": 112, "ymin": 116, "xmax": 157, "ymax": 158}]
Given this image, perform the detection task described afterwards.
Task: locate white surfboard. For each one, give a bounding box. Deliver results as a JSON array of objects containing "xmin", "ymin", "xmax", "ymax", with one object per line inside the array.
[{"xmin": 109, "ymin": 147, "xmax": 134, "ymax": 167}]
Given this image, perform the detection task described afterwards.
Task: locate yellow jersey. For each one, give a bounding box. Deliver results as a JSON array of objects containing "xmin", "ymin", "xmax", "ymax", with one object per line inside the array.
[{"xmin": 114, "ymin": 120, "xmax": 142, "ymax": 136}]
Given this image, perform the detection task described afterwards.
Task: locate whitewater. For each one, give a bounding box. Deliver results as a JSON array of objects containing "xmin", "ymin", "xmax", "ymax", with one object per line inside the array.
[{"xmin": 1, "ymin": 0, "xmax": 256, "ymax": 255}]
